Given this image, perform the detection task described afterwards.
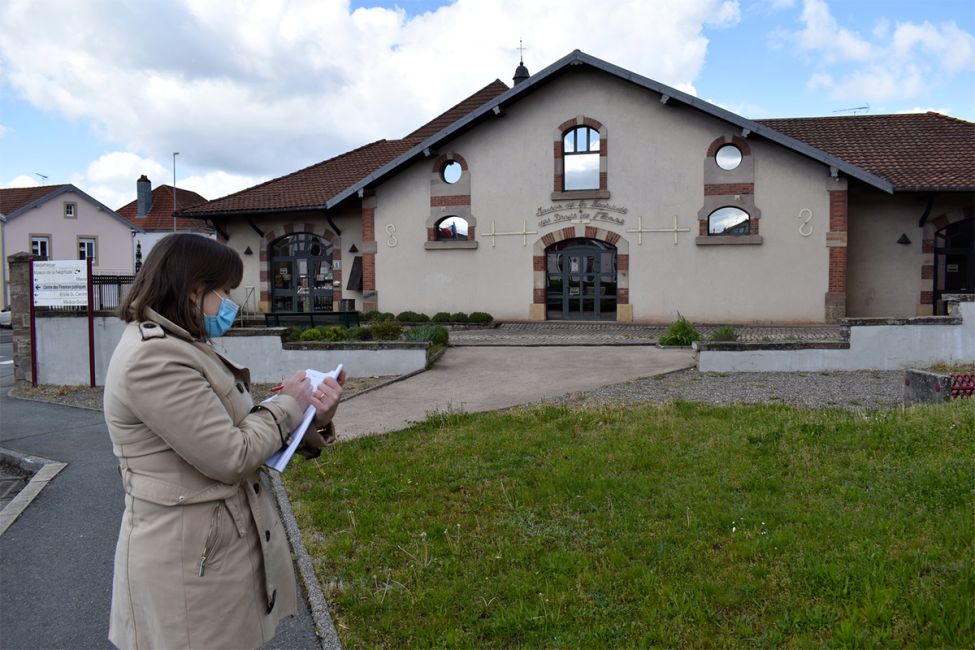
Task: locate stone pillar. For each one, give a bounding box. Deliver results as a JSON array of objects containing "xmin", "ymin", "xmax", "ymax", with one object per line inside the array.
[
  {"xmin": 7, "ymin": 252, "xmax": 36, "ymax": 387},
  {"xmin": 825, "ymin": 182, "xmax": 848, "ymax": 323}
]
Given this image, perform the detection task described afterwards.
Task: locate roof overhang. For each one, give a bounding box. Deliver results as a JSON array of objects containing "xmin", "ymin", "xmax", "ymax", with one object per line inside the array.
[{"xmin": 4, "ymin": 184, "xmax": 146, "ymax": 232}]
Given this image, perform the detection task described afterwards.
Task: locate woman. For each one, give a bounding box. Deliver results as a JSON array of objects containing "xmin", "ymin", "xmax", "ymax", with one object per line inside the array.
[{"xmin": 103, "ymin": 233, "xmax": 344, "ymax": 650}]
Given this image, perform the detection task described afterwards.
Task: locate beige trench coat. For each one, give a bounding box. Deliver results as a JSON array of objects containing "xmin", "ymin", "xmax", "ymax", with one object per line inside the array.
[{"xmin": 104, "ymin": 309, "xmax": 304, "ymax": 650}]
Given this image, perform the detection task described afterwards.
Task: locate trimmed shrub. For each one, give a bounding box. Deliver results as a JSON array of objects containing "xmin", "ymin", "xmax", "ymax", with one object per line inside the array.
[
  {"xmin": 287, "ymin": 326, "xmax": 304, "ymax": 341},
  {"xmin": 369, "ymin": 320, "xmax": 404, "ymax": 341},
  {"xmin": 404, "ymin": 324, "xmax": 449, "ymax": 345},
  {"xmin": 396, "ymin": 311, "xmax": 429, "ymax": 323},
  {"xmin": 432, "ymin": 312, "xmax": 453, "ymax": 323},
  {"xmin": 380, "ymin": 312, "xmax": 395, "ymax": 322},
  {"xmin": 362, "ymin": 310, "xmax": 383, "ymax": 322},
  {"xmin": 299, "ymin": 328, "xmax": 323, "ymax": 342},
  {"xmin": 468, "ymin": 311, "xmax": 493, "ymax": 324},
  {"xmin": 449, "ymin": 312, "xmax": 469, "ymax": 323},
  {"xmin": 708, "ymin": 325, "xmax": 739, "ymax": 342},
  {"xmin": 658, "ymin": 314, "xmax": 701, "ymax": 346},
  {"xmin": 345, "ymin": 326, "xmax": 373, "ymax": 341},
  {"xmin": 318, "ymin": 326, "xmax": 347, "ymax": 342}
]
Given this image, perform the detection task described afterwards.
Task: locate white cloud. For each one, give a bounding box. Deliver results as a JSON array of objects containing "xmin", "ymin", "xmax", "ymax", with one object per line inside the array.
[
  {"xmin": 895, "ymin": 106, "xmax": 952, "ymax": 116},
  {"xmin": 180, "ymin": 170, "xmax": 269, "ymax": 203},
  {"xmin": 4, "ymin": 175, "xmax": 39, "ymax": 188},
  {"xmin": 0, "ymin": 0, "xmax": 740, "ymax": 192},
  {"xmin": 0, "ymin": 123, "xmax": 7, "ymax": 138},
  {"xmin": 785, "ymin": 0, "xmax": 975, "ymax": 103}
]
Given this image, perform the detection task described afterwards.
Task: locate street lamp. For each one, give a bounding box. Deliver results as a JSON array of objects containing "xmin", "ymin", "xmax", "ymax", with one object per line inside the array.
[{"xmin": 172, "ymin": 152, "xmax": 180, "ymax": 232}]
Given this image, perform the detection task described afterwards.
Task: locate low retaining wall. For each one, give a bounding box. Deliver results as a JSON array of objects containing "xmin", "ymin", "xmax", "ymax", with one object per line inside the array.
[
  {"xmin": 697, "ymin": 297, "xmax": 975, "ymax": 372},
  {"xmin": 33, "ymin": 316, "xmax": 427, "ymax": 385}
]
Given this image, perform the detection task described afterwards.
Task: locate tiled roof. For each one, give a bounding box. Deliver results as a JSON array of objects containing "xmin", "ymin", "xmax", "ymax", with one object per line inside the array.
[
  {"xmin": 0, "ymin": 185, "xmax": 67, "ymax": 216},
  {"xmin": 184, "ymin": 139, "xmax": 417, "ymax": 216},
  {"xmin": 756, "ymin": 112, "xmax": 975, "ymax": 191},
  {"xmin": 117, "ymin": 185, "xmax": 209, "ymax": 231},
  {"xmin": 185, "ymin": 80, "xmax": 510, "ymax": 216}
]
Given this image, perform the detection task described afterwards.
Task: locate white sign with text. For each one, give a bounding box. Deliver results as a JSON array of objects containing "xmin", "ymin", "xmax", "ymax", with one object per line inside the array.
[{"xmin": 33, "ymin": 260, "xmax": 88, "ymax": 307}]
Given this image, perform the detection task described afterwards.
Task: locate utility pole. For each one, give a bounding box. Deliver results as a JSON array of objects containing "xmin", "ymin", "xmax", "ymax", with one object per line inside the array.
[{"xmin": 172, "ymin": 152, "xmax": 180, "ymax": 232}]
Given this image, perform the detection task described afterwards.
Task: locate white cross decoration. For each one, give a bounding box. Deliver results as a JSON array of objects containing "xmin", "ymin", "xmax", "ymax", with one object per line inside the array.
[
  {"xmin": 486, "ymin": 220, "xmax": 538, "ymax": 247},
  {"xmin": 626, "ymin": 215, "xmax": 690, "ymax": 245}
]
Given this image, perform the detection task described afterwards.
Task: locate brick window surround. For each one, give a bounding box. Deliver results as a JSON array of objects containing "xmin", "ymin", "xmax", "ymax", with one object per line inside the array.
[
  {"xmin": 258, "ymin": 223, "xmax": 341, "ymax": 311},
  {"xmin": 697, "ymin": 135, "xmax": 762, "ymax": 246},
  {"xmin": 427, "ymin": 152, "xmax": 477, "ymax": 250},
  {"xmin": 552, "ymin": 116, "xmax": 609, "ymax": 201}
]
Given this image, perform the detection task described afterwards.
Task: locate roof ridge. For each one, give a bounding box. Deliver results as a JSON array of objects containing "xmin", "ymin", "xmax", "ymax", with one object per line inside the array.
[{"xmin": 403, "ymin": 78, "xmax": 509, "ymax": 140}]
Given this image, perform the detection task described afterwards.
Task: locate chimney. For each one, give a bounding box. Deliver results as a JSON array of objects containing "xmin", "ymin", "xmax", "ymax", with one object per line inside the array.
[{"xmin": 136, "ymin": 175, "xmax": 152, "ymax": 217}]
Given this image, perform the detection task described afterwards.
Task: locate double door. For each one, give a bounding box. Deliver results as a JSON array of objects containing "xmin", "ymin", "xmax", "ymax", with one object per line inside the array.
[{"xmin": 545, "ymin": 239, "xmax": 617, "ymax": 321}]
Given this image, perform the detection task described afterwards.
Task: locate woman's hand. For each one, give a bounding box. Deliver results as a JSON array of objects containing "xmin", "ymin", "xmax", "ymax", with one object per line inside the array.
[
  {"xmin": 279, "ymin": 370, "xmax": 312, "ymax": 413},
  {"xmin": 312, "ymin": 369, "xmax": 345, "ymax": 426}
]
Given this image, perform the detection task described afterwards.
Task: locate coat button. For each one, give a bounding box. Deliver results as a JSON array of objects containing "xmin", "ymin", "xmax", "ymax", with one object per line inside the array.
[
  {"xmin": 253, "ymin": 482, "xmax": 260, "ymax": 494},
  {"xmin": 265, "ymin": 530, "xmax": 271, "ymax": 542},
  {"xmin": 265, "ymin": 589, "xmax": 277, "ymax": 614},
  {"xmin": 143, "ymin": 323, "xmax": 156, "ymax": 328}
]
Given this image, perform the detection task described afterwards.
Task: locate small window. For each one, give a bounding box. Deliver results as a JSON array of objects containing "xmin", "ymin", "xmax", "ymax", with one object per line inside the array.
[
  {"xmin": 436, "ymin": 216, "xmax": 469, "ymax": 240},
  {"xmin": 563, "ymin": 126, "xmax": 600, "ymax": 190},
  {"xmin": 715, "ymin": 145, "xmax": 742, "ymax": 170},
  {"xmin": 78, "ymin": 237, "xmax": 97, "ymax": 263},
  {"xmin": 708, "ymin": 207, "xmax": 750, "ymax": 235},
  {"xmin": 64, "ymin": 202, "xmax": 77, "ymax": 219},
  {"xmin": 31, "ymin": 236, "xmax": 51, "ymax": 260},
  {"xmin": 442, "ymin": 161, "xmax": 462, "ymax": 184}
]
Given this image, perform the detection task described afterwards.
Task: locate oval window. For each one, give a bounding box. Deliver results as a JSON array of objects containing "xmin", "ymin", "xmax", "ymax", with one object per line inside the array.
[
  {"xmin": 442, "ymin": 161, "xmax": 462, "ymax": 184},
  {"xmin": 708, "ymin": 207, "xmax": 750, "ymax": 235},
  {"xmin": 715, "ymin": 144, "xmax": 742, "ymax": 171},
  {"xmin": 436, "ymin": 216, "xmax": 469, "ymax": 240}
]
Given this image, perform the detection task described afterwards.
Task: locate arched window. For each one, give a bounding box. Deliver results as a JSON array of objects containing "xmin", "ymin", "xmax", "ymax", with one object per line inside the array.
[
  {"xmin": 270, "ymin": 233, "xmax": 334, "ymax": 312},
  {"xmin": 563, "ymin": 126, "xmax": 600, "ymax": 190},
  {"xmin": 708, "ymin": 207, "xmax": 750, "ymax": 235},
  {"xmin": 435, "ymin": 216, "xmax": 469, "ymax": 241}
]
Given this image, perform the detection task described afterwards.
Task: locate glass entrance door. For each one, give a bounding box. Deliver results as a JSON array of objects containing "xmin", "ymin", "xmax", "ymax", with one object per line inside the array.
[
  {"xmin": 270, "ymin": 233, "xmax": 334, "ymax": 312},
  {"xmin": 545, "ymin": 238, "xmax": 617, "ymax": 320},
  {"xmin": 934, "ymin": 219, "xmax": 973, "ymax": 314}
]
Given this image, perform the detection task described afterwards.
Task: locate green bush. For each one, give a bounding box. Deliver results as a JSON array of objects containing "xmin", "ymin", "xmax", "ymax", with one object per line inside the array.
[
  {"xmin": 362, "ymin": 310, "xmax": 382, "ymax": 322},
  {"xmin": 368, "ymin": 320, "xmax": 404, "ymax": 341},
  {"xmin": 658, "ymin": 313, "xmax": 701, "ymax": 346},
  {"xmin": 468, "ymin": 311, "xmax": 493, "ymax": 324},
  {"xmin": 708, "ymin": 325, "xmax": 739, "ymax": 342},
  {"xmin": 396, "ymin": 311, "xmax": 429, "ymax": 323},
  {"xmin": 449, "ymin": 312, "xmax": 469, "ymax": 323},
  {"xmin": 287, "ymin": 326, "xmax": 304, "ymax": 341},
  {"xmin": 318, "ymin": 326, "xmax": 347, "ymax": 342},
  {"xmin": 345, "ymin": 326, "xmax": 373, "ymax": 341},
  {"xmin": 404, "ymin": 324, "xmax": 449, "ymax": 345},
  {"xmin": 432, "ymin": 312, "xmax": 453, "ymax": 323},
  {"xmin": 299, "ymin": 328, "xmax": 323, "ymax": 341}
]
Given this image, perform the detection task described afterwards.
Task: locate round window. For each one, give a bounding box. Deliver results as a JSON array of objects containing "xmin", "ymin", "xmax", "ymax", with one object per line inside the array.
[
  {"xmin": 715, "ymin": 144, "xmax": 742, "ymax": 171},
  {"xmin": 442, "ymin": 161, "xmax": 462, "ymax": 184}
]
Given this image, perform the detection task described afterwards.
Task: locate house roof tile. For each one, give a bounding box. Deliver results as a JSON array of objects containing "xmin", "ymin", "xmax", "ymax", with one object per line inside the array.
[
  {"xmin": 184, "ymin": 80, "xmax": 510, "ymax": 217},
  {"xmin": 0, "ymin": 185, "xmax": 68, "ymax": 216},
  {"xmin": 755, "ymin": 112, "xmax": 975, "ymax": 191},
  {"xmin": 117, "ymin": 185, "xmax": 210, "ymax": 231}
]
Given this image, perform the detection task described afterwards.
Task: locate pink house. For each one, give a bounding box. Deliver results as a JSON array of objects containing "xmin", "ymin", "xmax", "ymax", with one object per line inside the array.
[{"xmin": 0, "ymin": 184, "xmax": 143, "ymax": 302}]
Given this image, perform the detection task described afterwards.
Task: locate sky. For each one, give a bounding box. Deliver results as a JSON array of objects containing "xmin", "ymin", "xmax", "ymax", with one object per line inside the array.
[{"xmin": 1, "ymin": 0, "xmax": 973, "ymax": 210}]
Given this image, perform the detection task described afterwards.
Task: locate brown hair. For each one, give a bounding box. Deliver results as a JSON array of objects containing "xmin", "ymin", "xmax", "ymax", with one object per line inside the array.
[{"xmin": 121, "ymin": 233, "xmax": 243, "ymax": 339}]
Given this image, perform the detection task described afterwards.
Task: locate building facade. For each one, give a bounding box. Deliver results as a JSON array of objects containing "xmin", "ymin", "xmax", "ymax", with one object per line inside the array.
[{"xmin": 184, "ymin": 51, "xmax": 973, "ymax": 323}]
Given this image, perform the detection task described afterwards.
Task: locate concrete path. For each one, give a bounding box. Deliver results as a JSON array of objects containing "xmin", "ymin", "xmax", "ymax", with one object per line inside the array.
[{"xmin": 335, "ymin": 345, "xmax": 696, "ymax": 440}]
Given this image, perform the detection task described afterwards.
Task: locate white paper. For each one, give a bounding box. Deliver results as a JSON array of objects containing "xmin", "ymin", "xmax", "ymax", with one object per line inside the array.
[{"xmin": 264, "ymin": 364, "xmax": 343, "ymax": 472}]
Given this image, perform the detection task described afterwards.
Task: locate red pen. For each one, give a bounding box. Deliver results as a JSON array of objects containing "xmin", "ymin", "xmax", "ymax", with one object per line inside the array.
[{"xmin": 270, "ymin": 385, "xmax": 284, "ymax": 392}]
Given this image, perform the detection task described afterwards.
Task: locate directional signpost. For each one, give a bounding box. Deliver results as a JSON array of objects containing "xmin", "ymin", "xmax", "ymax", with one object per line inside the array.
[{"xmin": 30, "ymin": 259, "xmax": 95, "ymax": 386}]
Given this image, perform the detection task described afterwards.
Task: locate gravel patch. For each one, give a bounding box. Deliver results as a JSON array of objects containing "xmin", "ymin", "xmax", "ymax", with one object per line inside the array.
[{"xmin": 546, "ymin": 368, "xmax": 905, "ymax": 411}]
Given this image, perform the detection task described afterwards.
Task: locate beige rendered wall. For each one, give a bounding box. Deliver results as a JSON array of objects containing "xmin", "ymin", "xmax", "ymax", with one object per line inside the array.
[
  {"xmin": 3, "ymin": 190, "xmax": 134, "ymax": 273},
  {"xmin": 372, "ymin": 69, "xmax": 834, "ymax": 322},
  {"xmin": 848, "ymin": 192, "xmax": 971, "ymax": 318}
]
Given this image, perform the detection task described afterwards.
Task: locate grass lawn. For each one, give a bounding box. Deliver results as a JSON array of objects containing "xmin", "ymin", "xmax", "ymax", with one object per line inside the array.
[{"xmin": 284, "ymin": 400, "xmax": 974, "ymax": 648}]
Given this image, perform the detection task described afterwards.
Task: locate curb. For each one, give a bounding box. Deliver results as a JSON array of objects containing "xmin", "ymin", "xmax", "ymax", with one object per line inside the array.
[
  {"xmin": 270, "ymin": 472, "xmax": 342, "ymax": 650},
  {"xmin": 0, "ymin": 448, "xmax": 67, "ymax": 537}
]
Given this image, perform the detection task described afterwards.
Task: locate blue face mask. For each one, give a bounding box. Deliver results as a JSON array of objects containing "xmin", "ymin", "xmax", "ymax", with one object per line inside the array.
[{"xmin": 203, "ymin": 291, "xmax": 239, "ymax": 338}]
